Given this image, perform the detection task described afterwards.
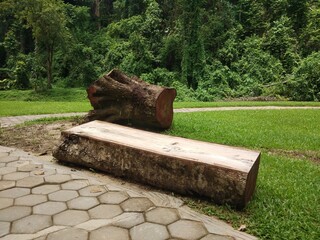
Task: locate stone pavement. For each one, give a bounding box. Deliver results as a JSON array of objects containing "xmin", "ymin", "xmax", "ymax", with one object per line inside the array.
[{"xmin": 0, "ymin": 145, "xmax": 257, "ymax": 240}]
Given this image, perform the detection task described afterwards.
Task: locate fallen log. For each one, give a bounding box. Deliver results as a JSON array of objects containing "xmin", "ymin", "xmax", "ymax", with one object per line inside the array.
[
  {"xmin": 86, "ymin": 69, "xmax": 176, "ymax": 130},
  {"xmin": 53, "ymin": 121, "xmax": 261, "ymax": 209}
]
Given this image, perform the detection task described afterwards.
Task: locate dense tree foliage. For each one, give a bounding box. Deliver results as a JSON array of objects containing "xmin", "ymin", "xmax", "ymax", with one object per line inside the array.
[{"xmin": 0, "ymin": 0, "xmax": 319, "ymax": 100}]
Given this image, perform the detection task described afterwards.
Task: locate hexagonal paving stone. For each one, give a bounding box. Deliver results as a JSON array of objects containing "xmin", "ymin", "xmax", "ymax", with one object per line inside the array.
[
  {"xmin": 201, "ymin": 234, "xmax": 235, "ymax": 240},
  {"xmin": 0, "ymin": 198, "xmax": 14, "ymax": 210},
  {"xmin": 53, "ymin": 210, "xmax": 89, "ymax": 226},
  {"xmin": 18, "ymin": 163, "xmax": 43, "ymax": 172},
  {"xmin": 34, "ymin": 201, "xmax": 67, "ymax": 215},
  {"xmin": 47, "ymin": 228, "xmax": 88, "ymax": 240},
  {"xmin": 61, "ymin": 180, "xmax": 89, "ymax": 190},
  {"xmin": 15, "ymin": 194, "xmax": 47, "ymax": 206},
  {"xmin": 0, "ymin": 187, "xmax": 30, "ymax": 198},
  {"xmin": 91, "ymin": 226, "xmax": 130, "ymax": 240},
  {"xmin": 113, "ymin": 212, "xmax": 145, "ymax": 229},
  {"xmin": 6, "ymin": 160, "xmax": 29, "ymax": 167},
  {"xmin": 68, "ymin": 196, "xmax": 99, "ymax": 210},
  {"xmin": 3, "ymin": 171, "xmax": 30, "ymax": 181},
  {"xmin": 146, "ymin": 207, "xmax": 179, "ymax": 225},
  {"xmin": 0, "ymin": 155, "xmax": 19, "ymax": 163},
  {"xmin": 16, "ymin": 176, "xmax": 44, "ymax": 188},
  {"xmin": 99, "ymin": 191, "xmax": 129, "ymax": 204},
  {"xmin": 0, "ymin": 152, "xmax": 8, "ymax": 157},
  {"xmin": 32, "ymin": 184, "xmax": 60, "ymax": 194},
  {"xmin": 0, "ymin": 180, "xmax": 15, "ymax": 191},
  {"xmin": 48, "ymin": 190, "xmax": 79, "ymax": 202},
  {"xmin": 89, "ymin": 204, "xmax": 123, "ymax": 219},
  {"xmin": 0, "ymin": 206, "xmax": 31, "ymax": 221},
  {"xmin": 45, "ymin": 174, "xmax": 72, "ymax": 183},
  {"xmin": 0, "ymin": 221, "xmax": 10, "ymax": 237},
  {"xmin": 79, "ymin": 185, "xmax": 107, "ymax": 197},
  {"xmin": 0, "ymin": 151, "xmax": 8, "ymax": 156},
  {"xmin": 130, "ymin": 222, "xmax": 170, "ymax": 240},
  {"xmin": 120, "ymin": 197, "xmax": 155, "ymax": 212},
  {"xmin": 33, "ymin": 236, "xmax": 46, "ymax": 240},
  {"xmin": 31, "ymin": 168, "xmax": 56, "ymax": 177},
  {"xmin": 168, "ymin": 220, "xmax": 208, "ymax": 240},
  {"xmin": 11, "ymin": 215, "xmax": 52, "ymax": 234},
  {"xmin": 0, "ymin": 167, "xmax": 16, "ymax": 175}
]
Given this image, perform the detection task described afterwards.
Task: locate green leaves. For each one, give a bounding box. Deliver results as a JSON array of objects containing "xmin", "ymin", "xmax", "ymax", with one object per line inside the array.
[{"xmin": 287, "ymin": 52, "xmax": 320, "ymax": 101}]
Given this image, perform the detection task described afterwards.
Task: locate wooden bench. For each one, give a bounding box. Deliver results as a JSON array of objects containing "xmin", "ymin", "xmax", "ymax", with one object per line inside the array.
[{"xmin": 53, "ymin": 121, "xmax": 260, "ymax": 209}]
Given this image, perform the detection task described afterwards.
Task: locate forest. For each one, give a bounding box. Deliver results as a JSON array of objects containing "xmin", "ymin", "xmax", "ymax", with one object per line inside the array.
[{"xmin": 0, "ymin": 0, "xmax": 319, "ymax": 101}]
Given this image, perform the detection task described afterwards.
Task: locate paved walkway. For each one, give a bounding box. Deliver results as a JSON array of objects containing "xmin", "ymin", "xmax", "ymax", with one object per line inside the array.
[
  {"xmin": 1, "ymin": 106, "xmax": 319, "ymax": 128},
  {"xmin": 0, "ymin": 145, "xmax": 256, "ymax": 240}
]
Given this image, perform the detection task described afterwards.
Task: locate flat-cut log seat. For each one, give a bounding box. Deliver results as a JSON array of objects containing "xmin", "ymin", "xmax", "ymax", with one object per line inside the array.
[{"xmin": 53, "ymin": 120, "xmax": 261, "ymax": 209}]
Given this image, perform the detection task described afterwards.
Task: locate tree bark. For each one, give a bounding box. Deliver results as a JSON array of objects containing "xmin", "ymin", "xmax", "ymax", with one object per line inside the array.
[{"xmin": 86, "ymin": 69, "xmax": 177, "ymax": 130}]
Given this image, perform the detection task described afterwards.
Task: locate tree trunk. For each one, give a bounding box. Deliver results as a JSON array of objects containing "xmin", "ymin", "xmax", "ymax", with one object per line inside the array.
[
  {"xmin": 93, "ymin": 0, "xmax": 102, "ymax": 30},
  {"xmin": 53, "ymin": 121, "xmax": 261, "ymax": 209},
  {"xmin": 86, "ymin": 69, "xmax": 177, "ymax": 130},
  {"xmin": 46, "ymin": 45, "xmax": 53, "ymax": 89}
]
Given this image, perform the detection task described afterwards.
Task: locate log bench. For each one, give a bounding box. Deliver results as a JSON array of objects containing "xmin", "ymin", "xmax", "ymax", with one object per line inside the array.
[{"xmin": 53, "ymin": 121, "xmax": 261, "ymax": 209}]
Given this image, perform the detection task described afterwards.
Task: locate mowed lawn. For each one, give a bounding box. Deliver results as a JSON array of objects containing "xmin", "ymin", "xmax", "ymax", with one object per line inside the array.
[
  {"xmin": 1, "ymin": 87, "xmax": 320, "ymax": 116},
  {"xmin": 167, "ymin": 109, "xmax": 320, "ymax": 240},
  {"xmin": 0, "ymin": 101, "xmax": 91, "ymax": 116},
  {"xmin": 0, "ymin": 88, "xmax": 91, "ymax": 116},
  {"xmin": 1, "ymin": 99, "xmax": 320, "ymax": 116}
]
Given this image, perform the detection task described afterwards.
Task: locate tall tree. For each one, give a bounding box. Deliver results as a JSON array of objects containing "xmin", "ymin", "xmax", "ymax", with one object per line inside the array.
[
  {"xmin": 264, "ymin": 16, "xmax": 298, "ymax": 72},
  {"xmin": 287, "ymin": 0, "xmax": 308, "ymax": 34},
  {"xmin": 19, "ymin": 0, "xmax": 70, "ymax": 89},
  {"xmin": 237, "ymin": 0, "xmax": 267, "ymax": 36},
  {"xmin": 301, "ymin": 1, "xmax": 320, "ymax": 55},
  {"xmin": 180, "ymin": 0, "xmax": 205, "ymax": 90}
]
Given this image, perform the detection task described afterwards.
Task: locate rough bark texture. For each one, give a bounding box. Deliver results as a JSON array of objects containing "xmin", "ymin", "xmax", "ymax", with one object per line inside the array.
[
  {"xmin": 53, "ymin": 121, "xmax": 261, "ymax": 209},
  {"xmin": 86, "ymin": 69, "xmax": 177, "ymax": 130}
]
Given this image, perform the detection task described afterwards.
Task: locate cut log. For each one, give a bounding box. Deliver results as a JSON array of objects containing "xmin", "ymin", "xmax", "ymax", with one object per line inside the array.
[
  {"xmin": 86, "ymin": 69, "xmax": 177, "ymax": 130},
  {"xmin": 53, "ymin": 121, "xmax": 261, "ymax": 209}
]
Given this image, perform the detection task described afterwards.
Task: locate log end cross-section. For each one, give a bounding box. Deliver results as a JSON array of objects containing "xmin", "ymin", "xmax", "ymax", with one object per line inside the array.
[
  {"xmin": 86, "ymin": 69, "xmax": 177, "ymax": 130},
  {"xmin": 53, "ymin": 121, "xmax": 261, "ymax": 209}
]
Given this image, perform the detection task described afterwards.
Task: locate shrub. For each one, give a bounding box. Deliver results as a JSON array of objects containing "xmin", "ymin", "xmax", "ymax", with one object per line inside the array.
[
  {"xmin": 140, "ymin": 68, "xmax": 178, "ymax": 86},
  {"xmin": 287, "ymin": 52, "xmax": 320, "ymax": 101},
  {"xmin": 197, "ymin": 62, "xmax": 240, "ymax": 100}
]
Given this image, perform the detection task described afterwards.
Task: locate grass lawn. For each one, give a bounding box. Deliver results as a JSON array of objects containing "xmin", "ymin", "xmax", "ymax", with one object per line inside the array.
[
  {"xmin": 0, "ymin": 88, "xmax": 88, "ymax": 101},
  {"xmin": 1, "ymin": 88, "xmax": 320, "ymax": 116},
  {"xmin": 0, "ymin": 101, "xmax": 91, "ymax": 116},
  {"xmin": 167, "ymin": 110, "xmax": 320, "ymax": 240},
  {"xmin": 0, "ymin": 88, "xmax": 90, "ymax": 116},
  {"xmin": 174, "ymin": 101, "xmax": 320, "ymax": 108}
]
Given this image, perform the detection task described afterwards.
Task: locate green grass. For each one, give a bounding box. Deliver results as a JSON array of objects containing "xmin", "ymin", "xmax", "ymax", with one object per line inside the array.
[
  {"xmin": 0, "ymin": 88, "xmax": 320, "ymax": 116},
  {"xmin": 21, "ymin": 116, "xmax": 82, "ymax": 126},
  {"xmin": 0, "ymin": 88, "xmax": 91, "ymax": 116},
  {"xmin": 173, "ymin": 101, "xmax": 320, "ymax": 108},
  {"xmin": 1, "ymin": 99, "xmax": 320, "ymax": 117},
  {"xmin": 0, "ymin": 88, "xmax": 87, "ymax": 101},
  {"xmin": 0, "ymin": 101, "xmax": 91, "ymax": 116},
  {"xmin": 167, "ymin": 110, "xmax": 320, "ymax": 240},
  {"xmin": 168, "ymin": 110, "xmax": 320, "ymax": 151}
]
